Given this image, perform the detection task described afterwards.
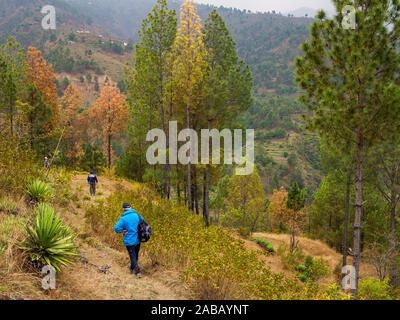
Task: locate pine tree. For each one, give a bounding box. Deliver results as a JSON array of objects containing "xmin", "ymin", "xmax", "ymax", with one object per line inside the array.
[
  {"xmin": 25, "ymin": 83, "xmax": 53, "ymax": 154},
  {"xmin": 287, "ymin": 182, "xmax": 306, "ymax": 253},
  {"xmin": 171, "ymin": 0, "xmax": 208, "ymax": 211},
  {"xmin": 201, "ymin": 9, "xmax": 253, "ymax": 225},
  {"xmin": 369, "ymin": 141, "xmax": 400, "ymax": 285},
  {"xmin": 0, "ymin": 37, "xmax": 27, "ymax": 137},
  {"xmin": 295, "ymin": 0, "xmax": 400, "ymax": 295},
  {"xmin": 126, "ymin": 0, "xmax": 177, "ymax": 197},
  {"xmin": 320, "ymin": 139, "xmax": 356, "ymax": 268}
]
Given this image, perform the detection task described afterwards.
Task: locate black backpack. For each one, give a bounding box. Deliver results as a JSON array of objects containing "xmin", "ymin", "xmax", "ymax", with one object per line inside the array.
[{"xmin": 137, "ymin": 213, "xmax": 151, "ymax": 242}]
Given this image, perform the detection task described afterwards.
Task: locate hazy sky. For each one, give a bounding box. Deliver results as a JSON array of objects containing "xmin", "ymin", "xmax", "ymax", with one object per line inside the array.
[{"xmin": 195, "ymin": 0, "xmax": 335, "ymax": 13}]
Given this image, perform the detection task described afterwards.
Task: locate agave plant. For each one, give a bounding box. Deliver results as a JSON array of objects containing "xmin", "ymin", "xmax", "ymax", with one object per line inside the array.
[
  {"xmin": 20, "ymin": 203, "xmax": 77, "ymax": 271},
  {"xmin": 26, "ymin": 180, "xmax": 55, "ymax": 203}
]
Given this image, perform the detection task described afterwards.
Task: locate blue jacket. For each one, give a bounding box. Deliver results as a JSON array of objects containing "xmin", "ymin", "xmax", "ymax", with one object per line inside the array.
[
  {"xmin": 114, "ymin": 209, "xmax": 144, "ymax": 246},
  {"xmin": 88, "ymin": 174, "xmax": 98, "ymax": 184}
]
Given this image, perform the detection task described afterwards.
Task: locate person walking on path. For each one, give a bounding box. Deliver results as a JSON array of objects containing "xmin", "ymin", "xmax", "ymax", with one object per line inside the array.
[
  {"xmin": 44, "ymin": 157, "xmax": 50, "ymax": 169},
  {"xmin": 87, "ymin": 171, "xmax": 98, "ymax": 196},
  {"xmin": 114, "ymin": 203, "xmax": 144, "ymax": 278}
]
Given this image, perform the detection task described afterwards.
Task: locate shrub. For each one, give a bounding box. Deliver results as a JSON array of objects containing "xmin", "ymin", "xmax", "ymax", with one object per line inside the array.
[
  {"xmin": 0, "ymin": 198, "xmax": 18, "ymax": 215},
  {"xmin": 252, "ymin": 238, "xmax": 274, "ymax": 254},
  {"xmin": 0, "ymin": 135, "xmax": 34, "ymax": 195},
  {"xmin": 295, "ymin": 256, "xmax": 330, "ymax": 282},
  {"xmin": 238, "ymin": 227, "xmax": 251, "ymax": 238},
  {"xmin": 307, "ymin": 257, "xmax": 330, "ymax": 281},
  {"xmin": 278, "ymin": 221, "xmax": 289, "ymax": 233},
  {"xmin": 85, "ymin": 188, "xmax": 326, "ymax": 300},
  {"xmin": 26, "ymin": 180, "xmax": 54, "ymax": 203},
  {"xmin": 325, "ymin": 284, "xmax": 352, "ymax": 300},
  {"xmin": 20, "ymin": 203, "xmax": 77, "ymax": 271},
  {"xmin": 357, "ymin": 277, "xmax": 393, "ymax": 300},
  {"xmin": 278, "ymin": 244, "xmax": 305, "ymax": 270}
]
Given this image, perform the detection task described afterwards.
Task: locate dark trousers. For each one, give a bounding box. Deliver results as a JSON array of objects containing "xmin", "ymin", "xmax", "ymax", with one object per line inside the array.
[
  {"xmin": 90, "ymin": 183, "xmax": 96, "ymax": 196},
  {"xmin": 126, "ymin": 244, "xmax": 141, "ymax": 274}
]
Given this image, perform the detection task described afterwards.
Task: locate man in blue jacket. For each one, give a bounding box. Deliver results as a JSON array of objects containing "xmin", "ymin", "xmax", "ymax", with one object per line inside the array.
[{"xmin": 114, "ymin": 203, "xmax": 144, "ymax": 278}]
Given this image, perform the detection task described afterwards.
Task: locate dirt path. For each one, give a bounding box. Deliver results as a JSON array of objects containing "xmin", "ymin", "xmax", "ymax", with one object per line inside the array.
[{"xmin": 52, "ymin": 174, "xmax": 191, "ymax": 300}]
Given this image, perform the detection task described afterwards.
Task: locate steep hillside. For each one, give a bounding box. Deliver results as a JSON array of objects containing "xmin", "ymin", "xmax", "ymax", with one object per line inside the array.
[
  {"xmin": 0, "ymin": 0, "xmax": 313, "ymax": 93},
  {"xmin": 67, "ymin": 0, "xmax": 313, "ymax": 93},
  {"xmin": 0, "ymin": 0, "xmax": 106, "ymax": 48}
]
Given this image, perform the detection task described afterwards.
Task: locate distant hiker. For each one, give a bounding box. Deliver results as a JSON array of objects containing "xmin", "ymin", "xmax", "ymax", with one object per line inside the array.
[
  {"xmin": 114, "ymin": 203, "xmax": 145, "ymax": 278},
  {"xmin": 87, "ymin": 171, "xmax": 98, "ymax": 196},
  {"xmin": 44, "ymin": 157, "xmax": 50, "ymax": 169}
]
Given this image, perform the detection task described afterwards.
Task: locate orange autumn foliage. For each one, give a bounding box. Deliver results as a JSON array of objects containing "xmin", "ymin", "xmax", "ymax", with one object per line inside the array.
[
  {"xmin": 60, "ymin": 84, "xmax": 86, "ymax": 161},
  {"xmin": 26, "ymin": 47, "xmax": 59, "ymax": 131},
  {"xmin": 90, "ymin": 82, "xmax": 128, "ymax": 168},
  {"xmin": 269, "ymin": 186, "xmax": 304, "ymax": 231}
]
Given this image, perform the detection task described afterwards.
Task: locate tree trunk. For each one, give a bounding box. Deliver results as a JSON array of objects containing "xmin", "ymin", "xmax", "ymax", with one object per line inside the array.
[
  {"xmin": 389, "ymin": 192, "xmax": 397, "ymax": 285},
  {"xmin": 290, "ymin": 215, "xmax": 296, "ymax": 253},
  {"xmin": 160, "ymin": 93, "xmax": 168, "ymax": 198},
  {"xmin": 203, "ymin": 119, "xmax": 211, "ymax": 226},
  {"xmin": 186, "ymin": 102, "xmax": 192, "ymax": 211},
  {"xmin": 177, "ymin": 178, "xmax": 181, "ymax": 202},
  {"xmin": 184, "ymin": 181, "xmax": 187, "ymax": 206},
  {"xmin": 343, "ymin": 177, "xmax": 351, "ymax": 268},
  {"xmin": 10, "ymin": 109, "xmax": 14, "ymax": 137},
  {"xmin": 204, "ymin": 167, "xmax": 210, "ymax": 226},
  {"xmin": 194, "ymin": 185, "xmax": 199, "ymax": 215},
  {"xmin": 352, "ymin": 136, "xmax": 363, "ymax": 296},
  {"xmin": 107, "ymin": 134, "xmax": 112, "ymax": 169},
  {"xmin": 138, "ymin": 140, "xmax": 143, "ymax": 182}
]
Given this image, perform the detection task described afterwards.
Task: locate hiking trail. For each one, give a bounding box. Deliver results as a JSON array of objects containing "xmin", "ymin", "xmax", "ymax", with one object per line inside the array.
[{"xmin": 52, "ymin": 174, "xmax": 191, "ymax": 300}]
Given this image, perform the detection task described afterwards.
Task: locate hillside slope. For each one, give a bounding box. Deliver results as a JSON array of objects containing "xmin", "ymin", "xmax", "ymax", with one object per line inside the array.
[
  {"xmin": 0, "ymin": 173, "xmax": 379, "ymax": 300},
  {"xmin": 54, "ymin": 174, "xmax": 191, "ymax": 300},
  {"xmin": 1, "ymin": 174, "xmax": 191, "ymax": 300}
]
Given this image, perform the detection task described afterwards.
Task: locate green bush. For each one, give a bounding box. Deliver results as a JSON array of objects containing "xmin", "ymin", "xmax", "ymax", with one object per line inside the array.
[
  {"xmin": 26, "ymin": 180, "xmax": 54, "ymax": 203},
  {"xmin": 357, "ymin": 277, "xmax": 393, "ymax": 300},
  {"xmin": 0, "ymin": 135, "xmax": 35, "ymax": 195},
  {"xmin": 295, "ymin": 255, "xmax": 330, "ymax": 282},
  {"xmin": 252, "ymin": 238, "xmax": 274, "ymax": 254},
  {"xmin": 278, "ymin": 244, "xmax": 305, "ymax": 270},
  {"xmin": 278, "ymin": 221, "xmax": 289, "ymax": 234},
  {"xmin": 238, "ymin": 226, "xmax": 251, "ymax": 238},
  {"xmin": 20, "ymin": 203, "xmax": 77, "ymax": 271},
  {"xmin": 308, "ymin": 257, "xmax": 330, "ymax": 281}
]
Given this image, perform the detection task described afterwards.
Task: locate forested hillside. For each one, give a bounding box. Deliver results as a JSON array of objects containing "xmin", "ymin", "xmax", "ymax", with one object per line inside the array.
[
  {"xmin": 67, "ymin": 0, "xmax": 311, "ymax": 93},
  {"xmin": 0, "ymin": 0, "xmax": 318, "ymax": 190},
  {"xmin": 1, "ymin": 0, "xmax": 399, "ymax": 301}
]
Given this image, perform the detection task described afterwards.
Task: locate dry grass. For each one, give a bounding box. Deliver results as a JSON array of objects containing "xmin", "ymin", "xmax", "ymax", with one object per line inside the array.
[
  {"xmin": 0, "ymin": 196, "xmax": 48, "ymax": 300},
  {"xmin": 238, "ymin": 232, "xmax": 378, "ymax": 285},
  {"xmin": 53, "ymin": 174, "xmax": 192, "ymax": 300}
]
